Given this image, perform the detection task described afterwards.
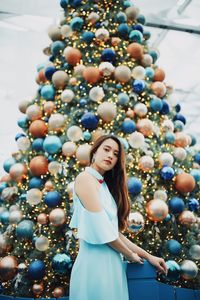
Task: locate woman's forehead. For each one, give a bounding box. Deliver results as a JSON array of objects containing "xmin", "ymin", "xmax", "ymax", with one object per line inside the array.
[{"xmin": 101, "ymin": 139, "xmax": 119, "ymax": 151}]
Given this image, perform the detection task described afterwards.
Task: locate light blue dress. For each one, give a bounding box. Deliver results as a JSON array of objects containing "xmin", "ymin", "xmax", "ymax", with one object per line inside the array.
[{"xmin": 69, "ymin": 166, "xmax": 129, "ymax": 300}]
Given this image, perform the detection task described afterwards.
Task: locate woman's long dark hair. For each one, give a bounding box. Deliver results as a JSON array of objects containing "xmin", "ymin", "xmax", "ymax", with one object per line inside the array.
[{"xmin": 89, "ymin": 134, "xmax": 131, "ymax": 232}]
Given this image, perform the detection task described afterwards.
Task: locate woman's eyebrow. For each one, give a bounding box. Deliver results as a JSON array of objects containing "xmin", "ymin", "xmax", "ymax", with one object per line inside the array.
[{"xmin": 104, "ymin": 145, "xmax": 119, "ymax": 153}]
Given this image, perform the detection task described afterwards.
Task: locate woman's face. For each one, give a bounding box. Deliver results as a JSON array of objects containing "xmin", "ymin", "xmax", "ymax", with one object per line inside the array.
[{"xmin": 93, "ymin": 138, "xmax": 119, "ymax": 171}]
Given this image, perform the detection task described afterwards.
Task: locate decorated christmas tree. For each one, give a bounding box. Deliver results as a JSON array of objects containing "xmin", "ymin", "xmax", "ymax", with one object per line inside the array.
[{"xmin": 0, "ymin": 0, "xmax": 200, "ymax": 297}]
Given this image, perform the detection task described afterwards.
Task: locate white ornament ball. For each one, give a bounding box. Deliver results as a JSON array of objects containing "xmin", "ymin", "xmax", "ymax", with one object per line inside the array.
[
  {"xmin": 141, "ymin": 54, "xmax": 153, "ymax": 67},
  {"xmin": 89, "ymin": 86, "xmax": 105, "ymax": 102},
  {"xmin": 48, "ymin": 113, "xmax": 65, "ymax": 132},
  {"xmin": 74, "ymin": 64, "xmax": 86, "ymax": 76},
  {"xmin": 173, "ymin": 147, "xmax": 187, "ymax": 161},
  {"xmin": 114, "ymin": 65, "xmax": 131, "ymax": 83},
  {"xmin": 35, "ymin": 236, "xmax": 49, "ymax": 251},
  {"xmin": 99, "ymin": 62, "xmax": 115, "ymax": 77},
  {"xmin": 17, "ymin": 137, "xmax": 31, "ymax": 151},
  {"xmin": 67, "ymin": 125, "xmax": 83, "ymax": 142},
  {"xmin": 132, "ymin": 66, "xmax": 145, "ymax": 80},
  {"xmin": 52, "ymin": 70, "xmax": 68, "ymax": 89},
  {"xmin": 129, "ymin": 132, "xmax": 145, "ymax": 149},
  {"xmin": 189, "ymin": 245, "xmax": 200, "ymax": 260},
  {"xmin": 95, "ymin": 28, "xmax": 110, "ymax": 41},
  {"xmin": 26, "ymin": 104, "xmax": 42, "ymax": 121},
  {"xmin": 76, "ymin": 143, "xmax": 92, "ymax": 165},
  {"xmin": 134, "ymin": 103, "xmax": 148, "ymax": 117},
  {"xmin": 62, "ymin": 142, "xmax": 77, "ymax": 156},
  {"xmin": 87, "ymin": 12, "xmax": 100, "ymax": 24},
  {"xmin": 154, "ymin": 190, "xmax": 168, "ymax": 201},
  {"xmin": 139, "ymin": 155, "xmax": 154, "ymax": 171},
  {"xmin": 180, "ymin": 260, "xmax": 198, "ymax": 280},
  {"xmin": 27, "ymin": 188, "xmax": 42, "ymax": 205},
  {"xmin": 61, "ymin": 89, "xmax": 75, "ymax": 103},
  {"xmin": 9, "ymin": 210, "xmax": 23, "ymax": 224},
  {"xmin": 162, "ymin": 120, "xmax": 174, "ymax": 132},
  {"xmin": 48, "ymin": 161, "xmax": 62, "ymax": 175},
  {"xmin": 61, "ymin": 25, "xmax": 72, "ymax": 38},
  {"xmin": 97, "ymin": 102, "xmax": 117, "ymax": 122},
  {"xmin": 159, "ymin": 152, "xmax": 174, "ymax": 167},
  {"xmin": 18, "ymin": 99, "xmax": 32, "ymax": 114}
]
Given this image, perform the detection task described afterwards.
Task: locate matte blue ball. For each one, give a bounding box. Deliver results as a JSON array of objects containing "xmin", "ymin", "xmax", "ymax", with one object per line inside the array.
[
  {"xmin": 60, "ymin": 0, "xmax": 68, "ymax": 8},
  {"xmin": 69, "ymin": 0, "xmax": 82, "ymax": 7},
  {"xmin": 127, "ymin": 177, "xmax": 142, "ymax": 195},
  {"xmin": 50, "ymin": 41, "xmax": 65, "ymax": 56},
  {"xmin": 32, "ymin": 138, "xmax": 44, "ymax": 152},
  {"xmin": 52, "ymin": 253, "xmax": 72, "ymax": 274},
  {"xmin": 82, "ymin": 31, "xmax": 95, "ymax": 43},
  {"xmin": 41, "ymin": 85, "xmax": 55, "ymax": 100},
  {"xmin": 132, "ymin": 24, "xmax": 144, "ymax": 33},
  {"xmin": 101, "ymin": 48, "xmax": 116, "ymax": 62},
  {"xmin": 164, "ymin": 214, "xmax": 171, "ymax": 222},
  {"xmin": 129, "ymin": 30, "xmax": 143, "ymax": 43},
  {"xmin": 83, "ymin": 132, "xmax": 92, "ymax": 141},
  {"xmin": 143, "ymin": 30, "xmax": 151, "ymax": 40},
  {"xmin": 122, "ymin": 120, "xmax": 136, "ymax": 133},
  {"xmin": 118, "ymin": 93, "xmax": 129, "ymax": 105},
  {"xmin": 70, "ymin": 17, "xmax": 84, "ymax": 31},
  {"xmin": 116, "ymin": 84, "xmax": 122, "ymax": 89},
  {"xmin": 189, "ymin": 134, "xmax": 196, "ymax": 146},
  {"xmin": 165, "ymin": 132, "xmax": 175, "ymax": 144},
  {"xmin": 166, "ymin": 260, "xmax": 180, "ymax": 281},
  {"xmin": 173, "ymin": 113, "xmax": 186, "ymax": 125},
  {"xmin": 150, "ymin": 97, "xmax": 163, "ymax": 112},
  {"xmin": 174, "ymin": 120, "xmax": 184, "ymax": 132},
  {"xmin": 0, "ymin": 182, "xmax": 7, "ymax": 193},
  {"xmin": 81, "ymin": 112, "xmax": 99, "ymax": 130},
  {"xmin": 80, "ymin": 98, "xmax": 87, "ymax": 107},
  {"xmin": 28, "ymin": 260, "xmax": 45, "ymax": 280},
  {"xmin": 37, "ymin": 63, "xmax": 46, "ymax": 72},
  {"xmin": 44, "ymin": 191, "xmax": 62, "ymax": 208},
  {"xmin": 0, "ymin": 211, "xmax": 9, "ymax": 225},
  {"xmin": 149, "ymin": 49, "xmax": 159, "ymax": 63},
  {"xmin": 44, "ymin": 66, "xmax": 56, "ymax": 80},
  {"xmin": 19, "ymin": 194, "xmax": 27, "ymax": 201},
  {"xmin": 190, "ymin": 169, "xmax": 200, "ymax": 182},
  {"xmin": 123, "ymin": 0, "xmax": 132, "ymax": 8},
  {"xmin": 29, "ymin": 177, "xmax": 44, "ymax": 189},
  {"xmin": 160, "ymin": 100, "xmax": 170, "ymax": 115},
  {"xmin": 166, "ymin": 240, "xmax": 182, "ymax": 255},
  {"xmin": 169, "ymin": 197, "xmax": 185, "ymax": 214},
  {"xmin": 43, "ymin": 136, "xmax": 62, "ymax": 154},
  {"xmin": 16, "ymin": 220, "xmax": 34, "ymax": 239},
  {"xmin": 116, "ymin": 12, "xmax": 127, "ymax": 23},
  {"xmin": 15, "ymin": 133, "xmax": 26, "ymax": 141},
  {"xmin": 188, "ymin": 198, "xmax": 199, "ymax": 211},
  {"xmin": 118, "ymin": 23, "xmax": 130, "ymax": 38},
  {"xmin": 145, "ymin": 67, "xmax": 154, "ymax": 79},
  {"xmin": 132, "ymin": 80, "xmax": 145, "ymax": 93},
  {"xmin": 3, "ymin": 157, "xmax": 16, "ymax": 173},
  {"xmin": 175, "ymin": 103, "xmax": 181, "ymax": 113},
  {"xmin": 160, "ymin": 166, "xmax": 174, "ymax": 180},
  {"xmin": 194, "ymin": 153, "xmax": 200, "ymax": 164},
  {"xmin": 137, "ymin": 14, "xmax": 146, "ymax": 25},
  {"xmin": 17, "ymin": 116, "xmax": 28, "ymax": 129}
]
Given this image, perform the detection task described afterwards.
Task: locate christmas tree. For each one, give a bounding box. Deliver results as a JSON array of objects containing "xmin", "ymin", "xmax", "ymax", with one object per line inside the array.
[{"xmin": 0, "ymin": 0, "xmax": 200, "ymax": 297}]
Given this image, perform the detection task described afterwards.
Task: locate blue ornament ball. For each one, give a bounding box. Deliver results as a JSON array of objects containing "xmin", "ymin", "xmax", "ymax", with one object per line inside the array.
[
  {"xmin": 15, "ymin": 133, "xmax": 26, "ymax": 141},
  {"xmin": 43, "ymin": 136, "xmax": 62, "ymax": 154},
  {"xmin": 28, "ymin": 260, "xmax": 45, "ymax": 280},
  {"xmin": 148, "ymin": 49, "xmax": 159, "ymax": 63},
  {"xmin": 132, "ymin": 24, "xmax": 144, "ymax": 33},
  {"xmin": 70, "ymin": 17, "xmax": 84, "ymax": 31},
  {"xmin": 81, "ymin": 112, "xmax": 99, "ymax": 130},
  {"xmin": 122, "ymin": 120, "xmax": 136, "ymax": 134},
  {"xmin": 44, "ymin": 66, "xmax": 56, "ymax": 80},
  {"xmin": 0, "ymin": 182, "xmax": 7, "ymax": 193},
  {"xmin": 116, "ymin": 12, "xmax": 127, "ymax": 23},
  {"xmin": 137, "ymin": 14, "xmax": 146, "ymax": 25},
  {"xmin": 160, "ymin": 166, "xmax": 174, "ymax": 180},
  {"xmin": 17, "ymin": 116, "xmax": 28, "ymax": 129},
  {"xmin": 44, "ymin": 191, "xmax": 62, "ymax": 208},
  {"xmin": 41, "ymin": 85, "xmax": 55, "ymax": 100},
  {"xmin": 127, "ymin": 177, "xmax": 142, "ymax": 196},
  {"xmin": 143, "ymin": 30, "xmax": 151, "ymax": 40},
  {"xmin": 174, "ymin": 120, "xmax": 184, "ymax": 132},
  {"xmin": 60, "ymin": 0, "xmax": 68, "ymax": 8},
  {"xmin": 52, "ymin": 253, "xmax": 72, "ymax": 274},
  {"xmin": 168, "ymin": 197, "xmax": 185, "ymax": 214},
  {"xmin": 123, "ymin": 0, "xmax": 132, "ymax": 8},
  {"xmin": 82, "ymin": 31, "xmax": 95, "ymax": 43},
  {"xmin": 190, "ymin": 169, "xmax": 200, "ymax": 182},
  {"xmin": 188, "ymin": 198, "xmax": 199, "ymax": 211},
  {"xmin": 101, "ymin": 48, "xmax": 116, "ymax": 62},
  {"xmin": 129, "ymin": 30, "xmax": 143, "ymax": 43},
  {"xmin": 194, "ymin": 153, "xmax": 200, "ymax": 164},
  {"xmin": 70, "ymin": 0, "xmax": 82, "ymax": 8},
  {"xmin": 175, "ymin": 103, "xmax": 181, "ymax": 113},
  {"xmin": 79, "ymin": 98, "xmax": 87, "ymax": 107},
  {"xmin": 189, "ymin": 134, "xmax": 197, "ymax": 146},
  {"xmin": 118, "ymin": 93, "xmax": 129, "ymax": 105},
  {"xmin": 0, "ymin": 211, "xmax": 9, "ymax": 225},
  {"xmin": 118, "ymin": 23, "xmax": 130, "ymax": 38},
  {"xmin": 29, "ymin": 177, "xmax": 44, "ymax": 189},
  {"xmin": 166, "ymin": 240, "xmax": 182, "ymax": 255},
  {"xmin": 83, "ymin": 132, "xmax": 92, "ymax": 141},
  {"xmin": 16, "ymin": 220, "xmax": 34, "ymax": 239},
  {"xmin": 164, "ymin": 214, "xmax": 171, "ymax": 222},
  {"xmin": 150, "ymin": 97, "xmax": 163, "ymax": 112},
  {"xmin": 32, "ymin": 138, "xmax": 44, "ymax": 152},
  {"xmin": 145, "ymin": 67, "xmax": 154, "ymax": 79},
  {"xmin": 165, "ymin": 132, "xmax": 175, "ymax": 144},
  {"xmin": 165, "ymin": 260, "xmax": 180, "ymax": 281},
  {"xmin": 3, "ymin": 157, "xmax": 16, "ymax": 173},
  {"xmin": 50, "ymin": 41, "xmax": 65, "ymax": 56},
  {"xmin": 132, "ymin": 80, "xmax": 146, "ymax": 93},
  {"xmin": 173, "ymin": 113, "xmax": 186, "ymax": 125},
  {"xmin": 160, "ymin": 100, "xmax": 170, "ymax": 115}
]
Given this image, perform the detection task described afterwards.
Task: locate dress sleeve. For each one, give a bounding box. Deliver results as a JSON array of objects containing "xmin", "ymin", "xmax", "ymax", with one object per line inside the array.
[{"xmin": 69, "ymin": 201, "xmax": 119, "ymax": 245}]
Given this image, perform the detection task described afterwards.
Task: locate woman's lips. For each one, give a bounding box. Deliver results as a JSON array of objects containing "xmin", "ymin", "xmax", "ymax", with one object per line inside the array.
[{"xmin": 104, "ymin": 160, "xmax": 111, "ymax": 164}]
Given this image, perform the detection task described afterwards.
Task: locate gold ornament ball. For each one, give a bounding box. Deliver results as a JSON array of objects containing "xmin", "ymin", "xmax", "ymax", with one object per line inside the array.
[
  {"xmin": 175, "ymin": 173, "xmax": 195, "ymax": 194},
  {"xmin": 146, "ymin": 199, "xmax": 169, "ymax": 222},
  {"xmin": 49, "ymin": 208, "xmax": 66, "ymax": 226},
  {"xmin": 0, "ymin": 256, "xmax": 18, "ymax": 281},
  {"xmin": 52, "ymin": 287, "xmax": 65, "ymax": 298}
]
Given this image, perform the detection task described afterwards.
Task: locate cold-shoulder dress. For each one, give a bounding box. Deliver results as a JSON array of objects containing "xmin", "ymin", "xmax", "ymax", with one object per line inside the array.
[{"xmin": 69, "ymin": 166, "xmax": 129, "ymax": 300}]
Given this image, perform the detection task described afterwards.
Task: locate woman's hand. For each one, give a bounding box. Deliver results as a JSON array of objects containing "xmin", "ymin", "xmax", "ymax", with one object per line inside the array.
[
  {"xmin": 147, "ymin": 254, "xmax": 168, "ymax": 275},
  {"xmin": 125, "ymin": 252, "xmax": 144, "ymax": 264}
]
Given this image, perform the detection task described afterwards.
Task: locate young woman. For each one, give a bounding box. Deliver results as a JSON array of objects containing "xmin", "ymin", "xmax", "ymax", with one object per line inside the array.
[{"xmin": 69, "ymin": 134, "xmax": 167, "ymax": 300}]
